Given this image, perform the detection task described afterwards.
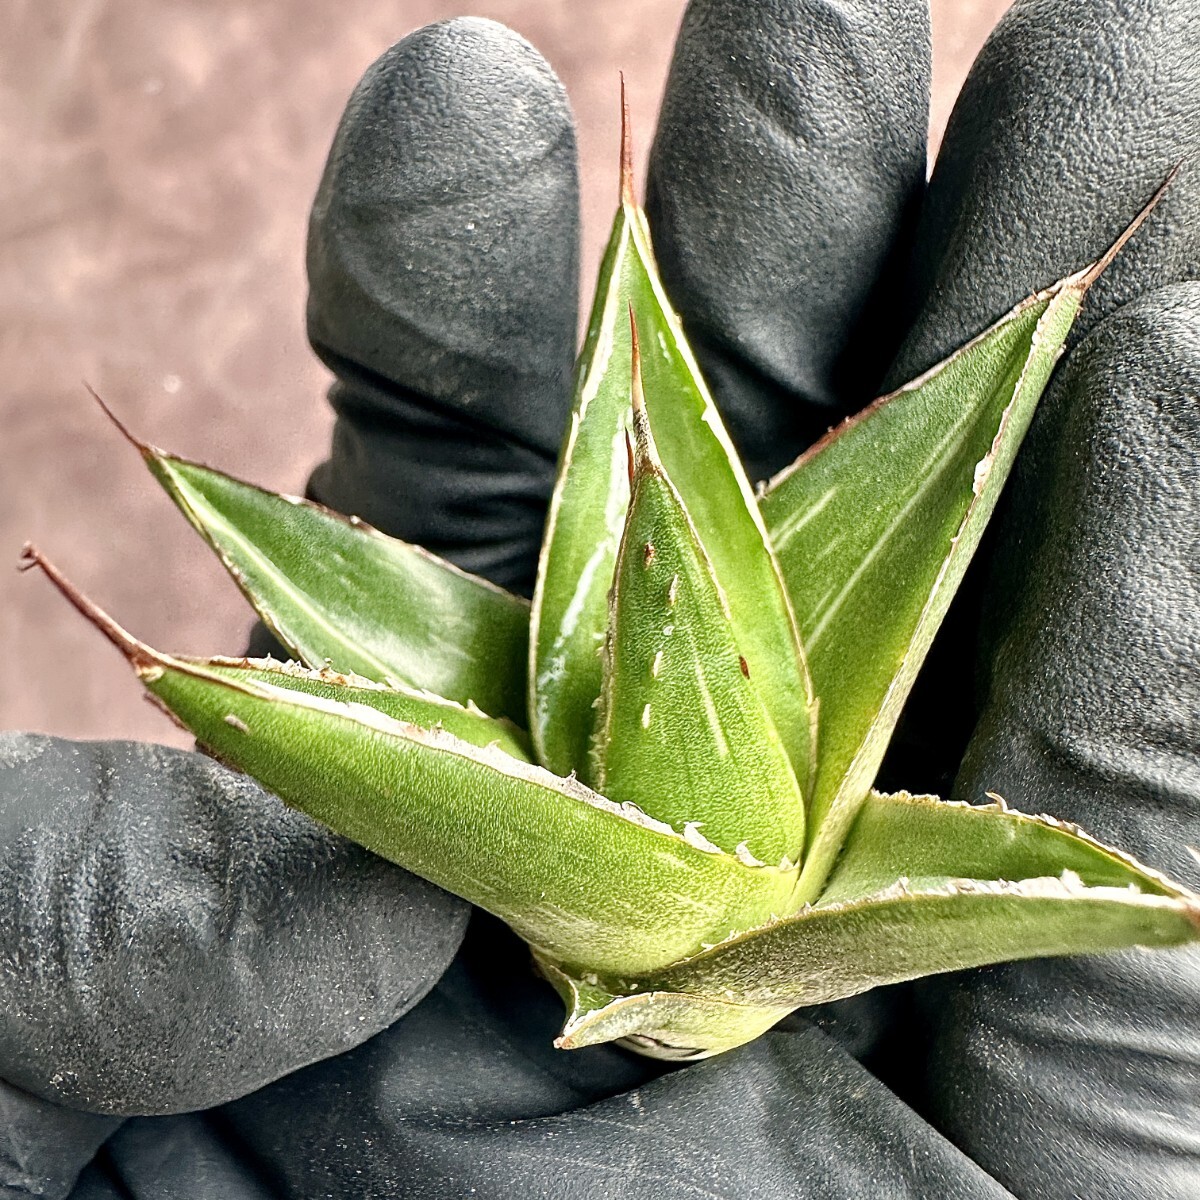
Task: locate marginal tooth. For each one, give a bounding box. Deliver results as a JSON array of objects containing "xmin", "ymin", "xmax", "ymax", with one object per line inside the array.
[
  {"xmin": 734, "ymin": 841, "xmax": 765, "ymax": 867},
  {"xmin": 682, "ymin": 821, "xmax": 709, "ymax": 849},
  {"xmin": 984, "ymin": 790, "xmax": 1009, "ymax": 811},
  {"xmin": 972, "ymin": 453, "xmax": 993, "ymax": 496}
]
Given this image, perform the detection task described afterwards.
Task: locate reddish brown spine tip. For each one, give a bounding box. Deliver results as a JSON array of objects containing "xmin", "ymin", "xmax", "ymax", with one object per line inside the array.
[
  {"xmin": 85, "ymin": 383, "xmax": 149, "ymax": 455},
  {"xmin": 20, "ymin": 543, "xmax": 158, "ymax": 671},
  {"xmin": 1077, "ymin": 163, "xmax": 1182, "ymax": 292},
  {"xmin": 619, "ymin": 72, "xmax": 635, "ymax": 209}
]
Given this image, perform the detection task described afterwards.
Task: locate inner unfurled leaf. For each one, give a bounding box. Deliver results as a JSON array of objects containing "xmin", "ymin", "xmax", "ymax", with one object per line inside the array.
[
  {"xmin": 140, "ymin": 446, "xmax": 529, "ymax": 725},
  {"xmin": 591, "ymin": 369, "xmax": 806, "ymax": 866},
  {"xmin": 529, "ymin": 203, "xmax": 637, "ymax": 777},
  {"xmin": 531, "ymin": 110, "xmax": 814, "ymax": 787},
  {"xmin": 625, "ymin": 250, "xmax": 815, "ymax": 795},
  {"xmin": 764, "ymin": 282, "xmax": 1085, "ymax": 901}
]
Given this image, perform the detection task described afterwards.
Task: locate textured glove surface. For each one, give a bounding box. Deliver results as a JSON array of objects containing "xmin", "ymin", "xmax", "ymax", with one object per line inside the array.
[
  {"xmin": 908, "ymin": 286, "xmax": 1200, "ymax": 1200},
  {"xmin": 0, "ymin": 735, "xmax": 468, "ymax": 1119}
]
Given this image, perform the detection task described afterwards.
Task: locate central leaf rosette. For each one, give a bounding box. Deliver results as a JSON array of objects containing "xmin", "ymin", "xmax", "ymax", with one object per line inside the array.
[{"xmin": 25, "ymin": 133, "xmax": 1199, "ymax": 1058}]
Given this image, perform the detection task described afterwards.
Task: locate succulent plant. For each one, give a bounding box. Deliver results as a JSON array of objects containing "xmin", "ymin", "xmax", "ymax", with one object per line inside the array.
[{"xmin": 25, "ymin": 108, "xmax": 1199, "ymax": 1062}]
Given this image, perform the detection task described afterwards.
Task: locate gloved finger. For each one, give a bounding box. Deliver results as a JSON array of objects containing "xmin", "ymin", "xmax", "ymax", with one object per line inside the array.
[
  {"xmin": 72, "ymin": 1116, "xmax": 277, "ymax": 1199},
  {"xmin": 304, "ymin": 18, "xmax": 579, "ymax": 593},
  {"xmin": 645, "ymin": 0, "xmax": 931, "ymax": 482},
  {"xmin": 889, "ymin": 0, "xmax": 1200, "ymax": 387},
  {"xmin": 907, "ymin": 286, "xmax": 1200, "ymax": 1199},
  {"xmin": 876, "ymin": 0, "xmax": 1200, "ymax": 798},
  {"xmin": 0, "ymin": 1079, "xmax": 120, "ymax": 1200},
  {"xmin": 185, "ymin": 915, "xmax": 1014, "ymax": 1198},
  {"xmin": 0, "ymin": 734, "xmax": 468, "ymax": 1117}
]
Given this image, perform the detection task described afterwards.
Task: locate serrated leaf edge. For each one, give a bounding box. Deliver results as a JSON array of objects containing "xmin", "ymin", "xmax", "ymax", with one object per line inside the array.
[
  {"xmin": 528, "ymin": 212, "xmax": 637, "ymax": 765},
  {"xmin": 624, "ymin": 210, "xmax": 820, "ymax": 782},
  {"xmin": 146, "ymin": 449, "xmax": 528, "ymax": 697},
  {"xmin": 791, "ymin": 285, "xmax": 1079, "ymax": 904}
]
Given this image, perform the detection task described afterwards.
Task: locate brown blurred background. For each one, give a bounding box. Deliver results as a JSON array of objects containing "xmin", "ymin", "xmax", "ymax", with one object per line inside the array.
[{"xmin": 2, "ymin": 0, "xmax": 1012, "ymax": 747}]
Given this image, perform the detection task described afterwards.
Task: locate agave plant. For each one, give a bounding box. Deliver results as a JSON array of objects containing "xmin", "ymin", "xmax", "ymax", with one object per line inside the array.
[{"xmin": 25, "ymin": 110, "xmax": 1198, "ymax": 1061}]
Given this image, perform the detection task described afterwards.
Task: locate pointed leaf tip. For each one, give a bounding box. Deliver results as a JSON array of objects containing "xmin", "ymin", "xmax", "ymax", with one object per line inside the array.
[
  {"xmin": 1075, "ymin": 164, "xmax": 1182, "ymax": 293},
  {"xmin": 531, "ymin": 157, "xmax": 816, "ymax": 786},
  {"xmin": 85, "ymin": 383, "xmax": 151, "ymax": 458},
  {"xmin": 21, "ymin": 546, "xmax": 158, "ymax": 674},
  {"xmin": 619, "ymin": 72, "xmax": 635, "ymax": 209},
  {"xmin": 135, "ymin": 453, "xmax": 530, "ymax": 722}
]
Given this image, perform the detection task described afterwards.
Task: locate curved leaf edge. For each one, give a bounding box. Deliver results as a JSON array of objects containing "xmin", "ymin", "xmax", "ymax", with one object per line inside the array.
[
  {"xmin": 624, "ymin": 205, "xmax": 819, "ymax": 793},
  {"xmin": 88, "ymin": 395, "xmax": 530, "ymax": 721},
  {"xmin": 789, "ymin": 283, "xmax": 1082, "ymax": 903},
  {"xmin": 536, "ymin": 791, "xmax": 1200, "ymax": 1056}
]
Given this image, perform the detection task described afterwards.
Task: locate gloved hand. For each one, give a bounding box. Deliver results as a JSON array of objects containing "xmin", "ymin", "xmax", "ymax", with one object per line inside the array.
[{"xmin": 3, "ymin": 2, "xmax": 1197, "ymax": 1197}]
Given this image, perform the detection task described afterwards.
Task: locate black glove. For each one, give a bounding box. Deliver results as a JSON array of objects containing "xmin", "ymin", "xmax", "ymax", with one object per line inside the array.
[{"xmin": 3, "ymin": 3, "xmax": 1197, "ymax": 1197}]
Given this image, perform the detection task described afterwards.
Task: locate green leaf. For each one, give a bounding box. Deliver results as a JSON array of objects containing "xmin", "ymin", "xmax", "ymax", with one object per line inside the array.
[
  {"xmin": 764, "ymin": 282, "xmax": 1083, "ymax": 901},
  {"xmin": 762, "ymin": 179, "xmax": 1175, "ymax": 903},
  {"xmin": 817, "ymin": 790, "xmax": 1188, "ymax": 903},
  {"xmin": 548, "ymin": 791, "xmax": 1199, "ymax": 1056},
  {"xmin": 162, "ymin": 666, "xmax": 798, "ymax": 980},
  {"xmin": 659, "ymin": 789, "xmax": 1200, "ymax": 1003},
  {"xmin": 200, "ymin": 658, "xmax": 533, "ymax": 762},
  {"xmin": 133, "ymin": 442, "xmax": 529, "ymax": 726},
  {"xmin": 528, "ymin": 204, "xmax": 637, "ymax": 776},
  {"xmin": 28, "ymin": 550, "xmax": 798, "ymax": 981},
  {"xmin": 541, "ymin": 957, "xmax": 791, "ymax": 1061},
  {"xmin": 531, "ymin": 119, "xmax": 814, "ymax": 785},
  {"xmin": 626, "ymin": 249, "xmax": 815, "ymax": 796},
  {"xmin": 590, "ymin": 356, "xmax": 805, "ymax": 865},
  {"xmin": 552, "ymin": 880, "xmax": 1198, "ymax": 1057}
]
